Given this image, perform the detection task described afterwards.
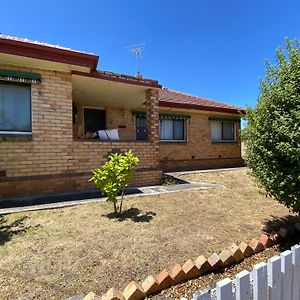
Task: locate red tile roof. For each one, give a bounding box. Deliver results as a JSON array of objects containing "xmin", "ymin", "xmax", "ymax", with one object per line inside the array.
[
  {"xmin": 0, "ymin": 34, "xmax": 99, "ymax": 69},
  {"xmin": 159, "ymin": 88, "xmax": 245, "ymax": 115},
  {"xmin": 0, "ymin": 34, "xmax": 95, "ymax": 55}
]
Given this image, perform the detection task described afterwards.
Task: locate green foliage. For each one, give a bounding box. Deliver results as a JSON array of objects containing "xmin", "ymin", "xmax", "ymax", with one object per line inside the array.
[
  {"xmin": 89, "ymin": 150, "xmax": 139, "ymax": 214},
  {"xmin": 242, "ymin": 39, "xmax": 300, "ymax": 215}
]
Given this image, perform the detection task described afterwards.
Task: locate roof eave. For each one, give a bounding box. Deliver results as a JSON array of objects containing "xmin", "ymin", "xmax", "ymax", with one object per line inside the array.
[
  {"xmin": 0, "ymin": 37, "xmax": 99, "ymax": 70},
  {"xmin": 72, "ymin": 70, "xmax": 162, "ymax": 89},
  {"xmin": 159, "ymin": 101, "xmax": 245, "ymax": 115}
]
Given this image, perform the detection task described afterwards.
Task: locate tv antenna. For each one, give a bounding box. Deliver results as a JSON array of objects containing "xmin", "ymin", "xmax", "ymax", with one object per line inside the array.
[{"xmin": 125, "ymin": 43, "xmax": 146, "ymax": 76}]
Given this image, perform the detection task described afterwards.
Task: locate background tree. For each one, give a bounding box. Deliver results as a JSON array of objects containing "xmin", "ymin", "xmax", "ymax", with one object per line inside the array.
[
  {"xmin": 242, "ymin": 39, "xmax": 300, "ymax": 215},
  {"xmin": 90, "ymin": 150, "xmax": 139, "ymax": 214}
]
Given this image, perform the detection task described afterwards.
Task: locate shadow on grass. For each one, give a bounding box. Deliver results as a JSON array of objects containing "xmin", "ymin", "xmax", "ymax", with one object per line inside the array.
[
  {"xmin": 103, "ymin": 207, "xmax": 156, "ymax": 223},
  {"xmin": 263, "ymin": 214, "xmax": 300, "ymax": 252},
  {"xmin": 263, "ymin": 214, "xmax": 299, "ymax": 234},
  {"xmin": 0, "ymin": 215, "xmax": 32, "ymax": 246}
]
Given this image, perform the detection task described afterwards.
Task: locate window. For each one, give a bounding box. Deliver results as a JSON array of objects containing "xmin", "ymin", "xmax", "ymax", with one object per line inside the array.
[
  {"xmin": 160, "ymin": 119, "xmax": 185, "ymax": 141},
  {"xmin": 0, "ymin": 82, "xmax": 31, "ymax": 134},
  {"xmin": 83, "ymin": 108, "xmax": 106, "ymax": 135},
  {"xmin": 210, "ymin": 120, "xmax": 235, "ymax": 142}
]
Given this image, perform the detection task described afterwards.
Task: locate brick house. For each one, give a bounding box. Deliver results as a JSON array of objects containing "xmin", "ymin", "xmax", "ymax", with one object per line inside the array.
[{"xmin": 0, "ymin": 35, "xmax": 244, "ymax": 199}]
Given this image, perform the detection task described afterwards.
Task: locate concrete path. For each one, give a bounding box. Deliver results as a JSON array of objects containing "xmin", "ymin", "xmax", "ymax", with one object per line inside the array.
[{"xmin": 0, "ymin": 167, "xmax": 243, "ymax": 214}]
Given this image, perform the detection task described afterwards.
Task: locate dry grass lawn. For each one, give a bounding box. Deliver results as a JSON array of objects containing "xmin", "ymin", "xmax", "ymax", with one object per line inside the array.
[{"xmin": 0, "ymin": 169, "xmax": 293, "ymax": 299}]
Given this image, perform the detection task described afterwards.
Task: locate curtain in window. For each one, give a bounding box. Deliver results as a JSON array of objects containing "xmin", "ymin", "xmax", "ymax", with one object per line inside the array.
[
  {"xmin": 0, "ymin": 83, "xmax": 31, "ymax": 132},
  {"xmin": 173, "ymin": 120, "xmax": 184, "ymax": 140},
  {"xmin": 160, "ymin": 119, "xmax": 173, "ymax": 140},
  {"xmin": 223, "ymin": 122, "xmax": 234, "ymax": 140},
  {"xmin": 211, "ymin": 122, "xmax": 222, "ymax": 141}
]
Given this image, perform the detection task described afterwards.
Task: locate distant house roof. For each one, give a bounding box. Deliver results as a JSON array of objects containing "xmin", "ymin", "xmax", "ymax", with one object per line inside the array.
[{"xmin": 159, "ymin": 88, "xmax": 245, "ymax": 115}]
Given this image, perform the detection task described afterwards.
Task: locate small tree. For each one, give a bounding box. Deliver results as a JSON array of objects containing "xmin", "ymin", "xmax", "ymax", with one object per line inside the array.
[
  {"xmin": 242, "ymin": 39, "xmax": 300, "ymax": 215},
  {"xmin": 90, "ymin": 150, "xmax": 139, "ymax": 214}
]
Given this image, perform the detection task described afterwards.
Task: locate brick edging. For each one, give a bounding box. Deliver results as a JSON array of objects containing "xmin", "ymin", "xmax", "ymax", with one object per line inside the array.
[{"xmin": 83, "ymin": 222, "xmax": 300, "ymax": 300}]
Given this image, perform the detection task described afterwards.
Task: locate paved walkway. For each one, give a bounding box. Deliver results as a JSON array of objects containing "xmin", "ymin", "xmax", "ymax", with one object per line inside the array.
[{"xmin": 0, "ymin": 167, "xmax": 244, "ymax": 214}]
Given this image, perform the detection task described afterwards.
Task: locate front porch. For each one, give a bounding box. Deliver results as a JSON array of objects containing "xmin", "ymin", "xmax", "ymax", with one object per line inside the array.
[
  {"xmin": 70, "ymin": 71, "xmax": 162, "ymax": 190},
  {"xmin": 72, "ymin": 71, "xmax": 160, "ymax": 143}
]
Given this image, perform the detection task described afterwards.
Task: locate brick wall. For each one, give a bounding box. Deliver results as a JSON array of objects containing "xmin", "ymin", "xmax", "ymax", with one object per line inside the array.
[
  {"xmin": 0, "ymin": 64, "xmax": 161, "ymax": 199},
  {"xmin": 159, "ymin": 111, "xmax": 244, "ymax": 171}
]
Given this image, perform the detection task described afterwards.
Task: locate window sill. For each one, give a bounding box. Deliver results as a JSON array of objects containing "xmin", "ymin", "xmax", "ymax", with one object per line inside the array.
[
  {"xmin": 0, "ymin": 132, "xmax": 32, "ymax": 141},
  {"xmin": 159, "ymin": 140, "xmax": 187, "ymax": 144},
  {"xmin": 212, "ymin": 140, "xmax": 237, "ymax": 144}
]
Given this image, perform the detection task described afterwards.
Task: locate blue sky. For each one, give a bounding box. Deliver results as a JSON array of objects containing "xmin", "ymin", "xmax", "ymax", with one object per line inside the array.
[{"xmin": 1, "ymin": 0, "xmax": 299, "ymax": 108}]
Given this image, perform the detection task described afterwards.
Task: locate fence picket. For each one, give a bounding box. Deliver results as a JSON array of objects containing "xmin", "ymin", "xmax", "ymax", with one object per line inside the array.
[
  {"xmin": 216, "ymin": 278, "xmax": 233, "ymax": 300},
  {"xmin": 291, "ymin": 245, "xmax": 300, "ymax": 300},
  {"xmin": 191, "ymin": 245, "xmax": 300, "ymax": 300},
  {"xmin": 253, "ymin": 262, "xmax": 267, "ymax": 300},
  {"xmin": 267, "ymin": 255, "xmax": 281, "ymax": 300},
  {"xmin": 193, "ymin": 290, "xmax": 211, "ymax": 300},
  {"xmin": 281, "ymin": 250, "xmax": 293, "ymax": 300},
  {"xmin": 236, "ymin": 270, "xmax": 250, "ymax": 300}
]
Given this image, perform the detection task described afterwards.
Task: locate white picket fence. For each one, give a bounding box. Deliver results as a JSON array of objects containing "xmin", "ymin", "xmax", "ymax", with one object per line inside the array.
[{"xmin": 192, "ymin": 244, "xmax": 300, "ymax": 300}]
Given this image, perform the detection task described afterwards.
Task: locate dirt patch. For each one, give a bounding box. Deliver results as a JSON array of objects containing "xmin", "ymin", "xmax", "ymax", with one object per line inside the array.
[{"xmin": 0, "ymin": 169, "xmax": 293, "ymax": 299}]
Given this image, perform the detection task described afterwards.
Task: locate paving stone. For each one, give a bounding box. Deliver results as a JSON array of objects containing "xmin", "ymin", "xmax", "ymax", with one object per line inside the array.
[
  {"xmin": 156, "ymin": 269, "xmax": 175, "ymax": 290},
  {"xmin": 123, "ymin": 281, "xmax": 145, "ymax": 300},
  {"xmin": 228, "ymin": 243, "xmax": 244, "ymax": 263},
  {"xmin": 142, "ymin": 275, "xmax": 161, "ymax": 296},
  {"xmin": 207, "ymin": 253, "xmax": 222, "ymax": 270},
  {"xmin": 249, "ymin": 238, "xmax": 264, "ymax": 253},
  {"xmin": 105, "ymin": 288, "xmax": 125, "ymax": 300},
  {"xmin": 239, "ymin": 241, "xmax": 254, "ymax": 257},
  {"xmin": 182, "ymin": 259, "xmax": 201, "ymax": 279},
  {"xmin": 195, "ymin": 255, "xmax": 212, "ymax": 275},
  {"xmin": 279, "ymin": 227, "xmax": 288, "ymax": 239},
  {"xmin": 219, "ymin": 249, "xmax": 235, "ymax": 267},
  {"xmin": 169, "ymin": 263, "xmax": 187, "ymax": 283},
  {"xmin": 259, "ymin": 233, "xmax": 273, "ymax": 248}
]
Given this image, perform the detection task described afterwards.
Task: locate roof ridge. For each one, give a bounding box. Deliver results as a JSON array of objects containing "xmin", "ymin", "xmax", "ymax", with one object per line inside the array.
[
  {"xmin": 162, "ymin": 87, "xmax": 243, "ymax": 110},
  {"xmin": 0, "ymin": 34, "xmax": 97, "ymax": 56}
]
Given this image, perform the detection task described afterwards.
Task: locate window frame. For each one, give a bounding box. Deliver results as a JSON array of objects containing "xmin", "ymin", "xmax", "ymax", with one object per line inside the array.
[
  {"xmin": 159, "ymin": 118, "xmax": 186, "ymax": 142},
  {"xmin": 210, "ymin": 120, "xmax": 236, "ymax": 143},
  {"xmin": 0, "ymin": 81, "xmax": 32, "ymax": 136}
]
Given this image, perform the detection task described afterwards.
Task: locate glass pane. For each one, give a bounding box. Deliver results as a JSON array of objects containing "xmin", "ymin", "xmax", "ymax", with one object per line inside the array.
[
  {"xmin": 223, "ymin": 122, "xmax": 234, "ymax": 140},
  {"xmin": 136, "ymin": 116, "xmax": 147, "ymax": 140},
  {"xmin": 0, "ymin": 83, "xmax": 31, "ymax": 131},
  {"xmin": 159, "ymin": 119, "xmax": 173, "ymax": 140},
  {"xmin": 211, "ymin": 122, "xmax": 222, "ymax": 141},
  {"xmin": 173, "ymin": 120, "xmax": 184, "ymax": 140},
  {"xmin": 136, "ymin": 116, "xmax": 146, "ymax": 127}
]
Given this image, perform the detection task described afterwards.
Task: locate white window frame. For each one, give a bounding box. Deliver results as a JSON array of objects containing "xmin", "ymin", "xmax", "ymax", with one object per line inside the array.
[
  {"xmin": 210, "ymin": 120, "xmax": 236, "ymax": 143},
  {"xmin": 159, "ymin": 118, "xmax": 186, "ymax": 142}
]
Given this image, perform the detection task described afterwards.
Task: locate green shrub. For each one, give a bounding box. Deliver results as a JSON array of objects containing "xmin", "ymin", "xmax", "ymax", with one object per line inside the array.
[
  {"xmin": 242, "ymin": 39, "xmax": 300, "ymax": 215},
  {"xmin": 89, "ymin": 150, "xmax": 139, "ymax": 214}
]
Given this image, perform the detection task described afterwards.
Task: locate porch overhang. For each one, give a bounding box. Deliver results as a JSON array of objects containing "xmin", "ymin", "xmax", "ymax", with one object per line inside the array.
[{"xmin": 72, "ymin": 71, "xmax": 161, "ymax": 109}]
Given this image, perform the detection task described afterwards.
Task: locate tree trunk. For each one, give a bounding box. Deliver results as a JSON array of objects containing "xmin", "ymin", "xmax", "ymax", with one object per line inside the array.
[
  {"xmin": 113, "ymin": 202, "xmax": 117, "ymax": 214},
  {"xmin": 119, "ymin": 188, "xmax": 125, "ymax": 214}
]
